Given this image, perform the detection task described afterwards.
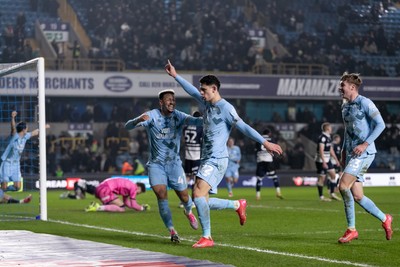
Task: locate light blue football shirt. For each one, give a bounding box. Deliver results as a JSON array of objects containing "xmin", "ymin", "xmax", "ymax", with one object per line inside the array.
[
  {"xmin": 227, "ymin": 145, "xmax": 241, "ymax": 169},
  {"xmin": 341, "ymin": 95, "xmax": 385, "ymax": 156},
  {"xmin": 1, "ymin": 132, "xmax": 32, "ymax": 162},
  {"xmin": 175, "ymin": 75, "xmax": 265, "ymax": 160},
  {"xmin": 125, "ymin": 109, "xmax": 202, "ymax": 164}
]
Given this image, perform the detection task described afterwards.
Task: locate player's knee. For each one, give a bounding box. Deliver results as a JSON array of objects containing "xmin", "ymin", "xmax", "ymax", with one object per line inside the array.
[{"xmin": 353, "ymin": 194, "xmax": 363, "ymax": 202}]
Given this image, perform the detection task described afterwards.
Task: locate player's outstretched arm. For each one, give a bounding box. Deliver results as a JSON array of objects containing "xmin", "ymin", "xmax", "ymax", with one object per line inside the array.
[
  {"xmin": 31, "ymin": 124, "xmax": 50, "ymax": 137},
  {"xmin": 125, "ymin": 113, "xmax": 149, "ymax": 130},
  {"xmin": 165, "ymin": 60, "xmax": 204, "ymax": 105}
]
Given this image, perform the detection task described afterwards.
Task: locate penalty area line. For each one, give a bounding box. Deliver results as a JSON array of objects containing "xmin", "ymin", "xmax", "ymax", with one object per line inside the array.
[{"xmin": 49, "ymin": 219, "xmax": 374, "ymax": 267}]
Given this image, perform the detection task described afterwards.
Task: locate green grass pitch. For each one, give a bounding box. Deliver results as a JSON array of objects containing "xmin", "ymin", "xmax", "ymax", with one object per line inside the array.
[{"xmin": 1, "ymin": 186, "xmax": 399, "ymax": 267}]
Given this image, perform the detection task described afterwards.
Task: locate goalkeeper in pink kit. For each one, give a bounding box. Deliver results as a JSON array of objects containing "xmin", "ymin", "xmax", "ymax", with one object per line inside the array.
[{"xmin": 84, "ymin": 178, "xmax": 149, "ymax": 212}]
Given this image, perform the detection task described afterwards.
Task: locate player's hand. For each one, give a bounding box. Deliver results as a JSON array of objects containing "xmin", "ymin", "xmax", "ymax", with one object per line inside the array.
[
  {"xmin": 142, "ymin": 204, "xmax": 151, "ymax": 211},
  {"xmin": 11, "ymin": 111, "xmax": 17, "ymax": 118},
  {"xmin": 165, "ymin": 59, "xmax": 177, "ymax": 78},
  {"xmin": 263, "ymin": 141, "xmax": 283, "ymax": 156}
]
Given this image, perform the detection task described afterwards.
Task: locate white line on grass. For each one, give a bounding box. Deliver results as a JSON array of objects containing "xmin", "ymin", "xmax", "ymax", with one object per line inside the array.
[
  {"xmin": 250, "ymin": 204, "xmax": 386, "ymax": 215},
  {"xmin": 49, "ymin": 219, "xmax": 375, "ymax": 267}
]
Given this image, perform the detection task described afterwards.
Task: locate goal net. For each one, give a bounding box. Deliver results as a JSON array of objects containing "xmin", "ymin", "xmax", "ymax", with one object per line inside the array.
[{"xmin": 0, "ymin": 57, "xmax": 47, "ymax": 221}]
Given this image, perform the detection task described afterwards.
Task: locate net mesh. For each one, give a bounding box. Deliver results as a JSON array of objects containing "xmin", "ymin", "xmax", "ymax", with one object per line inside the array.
[{"xmin": 0, "ymin": 60, "xmax": 41, "ymax": 220}]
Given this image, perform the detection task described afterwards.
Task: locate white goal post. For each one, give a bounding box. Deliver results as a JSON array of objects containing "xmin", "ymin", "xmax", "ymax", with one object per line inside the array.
[{"xmin": 0, "ymin": 57, "xmax": 47, "ymax": 221}]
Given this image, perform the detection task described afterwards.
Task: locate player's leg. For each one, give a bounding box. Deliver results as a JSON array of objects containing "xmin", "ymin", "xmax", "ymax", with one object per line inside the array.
[
  {"xmin": 266, "ymin": 162, "xmax": 283, "ymax": 199},
  {"xmin": 192, "ymin": 178, "xmax": 214, "ymax": 247},
  {"xmin": 1, "ymin": 162, "xmax": 11, "ymax": 190},
  {"xmin": 171, "ymin": 163, "xmax": 195, "ymax": 213},
  {"xmin": 316, "ymin": 162, "xmax": 330, "ymax": 201},
  {"xmin": 350, "ymin": 155, "xmax": 392, "ymax": 240},
  {"xmin": 337, "ymin": 172, "xmax": 359, "ymax": 243},
  {"xmin": 255, "ymin": 162, "xmax": 265, "ymax": 200},
  {"xmin": 193, "ymin": 158, "xmax": 246, "ymax": 248},
  {"xmin": 174, "ymin": 175, "xmax": 198, "ymax": 231},
  {"xmin": 225, "ymin": 176, "xmax": 233, "ymax": 197},
  {"xmin": 149, "ymin": 163, "xmax": 181, "ymax": 242},
  {"xmin": 0, "ymin": 191, "xmax": 31, "ymax": 204},
  {"xmin": 327, "ymin": 168, "xmax": 340, "ymax": 200},
  {"xmin": 101, "ymin": 198, "xmax": 126, "ymax": 212}
]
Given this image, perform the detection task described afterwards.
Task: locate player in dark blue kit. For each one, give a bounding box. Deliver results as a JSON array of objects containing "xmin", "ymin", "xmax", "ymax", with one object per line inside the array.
[
  {"xmin": 181, "ymin": 111, "xmax": 203, "ymax": 208},
  {"xmin": 255, "ymin": 129, "xmax": 283, "ymax": 200},
  {"xmin": 314, "ymin": 122, "xmax": 341, "ymax": 201}
]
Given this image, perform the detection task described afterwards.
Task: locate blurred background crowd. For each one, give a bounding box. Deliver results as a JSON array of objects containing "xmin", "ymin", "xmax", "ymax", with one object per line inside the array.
[{"xmin": 0, "ymin": 0, "xmax": 399, "ymax": 176}]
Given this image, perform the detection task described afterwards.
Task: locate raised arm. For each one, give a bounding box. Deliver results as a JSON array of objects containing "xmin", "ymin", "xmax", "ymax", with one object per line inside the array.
[
  {"xmin": 11, "ymin": 111, "xmax": 17, "ymax": 135},
  {"xmin": 165, "ymin": 60, "xmax": 204, "ymax": 107}
]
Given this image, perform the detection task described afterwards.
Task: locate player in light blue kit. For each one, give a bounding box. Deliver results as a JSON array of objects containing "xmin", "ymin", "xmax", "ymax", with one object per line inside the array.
[
  {"xmin": 337, "ymin": 72, "xmax": 393, "ymax": 243},
  {"xmin": 225, "ymin": 137, "xmax": 241, "ymax": 197},
  {"xmin": 125, "ymin": 89, "xmax": 202, "ymax": 243},
  {"xmin": 0, "ymin": 111, "xmax": 41, "ymax": 191},
  {"xmin": 165, "ymin": 60, "xmax": 283, "ymax": 248}
]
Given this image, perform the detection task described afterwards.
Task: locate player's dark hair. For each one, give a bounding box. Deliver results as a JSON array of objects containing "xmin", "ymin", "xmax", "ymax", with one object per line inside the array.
[
  {"xmin": 16, "ymin": 122, "xmax": 27, "ymax": 133},
  {"xmin": 263, "ymin": 129, "xmax": 271, "ymax": 135},
  {"xmin": 199, "ymin": 75, "xmax": 221, "ymax": 90},
  {"xmin": 86, "ymin": 184, "xmax": 96, "ymax": 195},
  {"xmin": 137, "ymin": 182, "xmax": 146, "ymax": 193},
  {"xmin": 193, "ymin": 111, "xmax": 202, "ymax": 117}
]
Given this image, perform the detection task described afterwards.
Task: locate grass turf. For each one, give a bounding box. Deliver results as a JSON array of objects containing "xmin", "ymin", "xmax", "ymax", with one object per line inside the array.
[{"xmin": 1, "ymin": 186, "xmax": 399, "ymax": 267}]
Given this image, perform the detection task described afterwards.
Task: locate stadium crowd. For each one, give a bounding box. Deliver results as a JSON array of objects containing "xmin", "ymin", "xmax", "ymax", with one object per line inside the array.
[
  {"xmin": 2, "ymin": 0, "xmax": 400, "ymax": 76},
  {"xmin": 0, "ymin": 0, "xmax": 399, "ymax": 175}
]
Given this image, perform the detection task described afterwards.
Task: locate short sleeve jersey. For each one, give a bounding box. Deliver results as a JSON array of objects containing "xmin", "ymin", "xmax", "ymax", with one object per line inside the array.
[
  {"xmin": 139, "ymin": 109, "xmax": 189, "ymax": 164},
  {"xmin": 255, "ymin": 134, "xmax": 273, "ymax": 163},
  {"xmin": 183, "ymin": 124, "xmax": 203, "ymax": 160},
  {"xmin": 315, "ymin": 132, "xmax": 332, "ymax": 163}
]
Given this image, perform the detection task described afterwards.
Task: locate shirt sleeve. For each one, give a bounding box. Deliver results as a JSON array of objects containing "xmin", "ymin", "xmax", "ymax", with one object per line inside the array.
[
  {"xmin": 125, "ymin": 112, "xmax": 151, "ymax": 130},
  {"xmin": 235, "ymin": 120, "xmax": 265, "ymax": 145},
  {"xmin": 363, "ymin": 98, "xmax": 385, "ymax": 145}
]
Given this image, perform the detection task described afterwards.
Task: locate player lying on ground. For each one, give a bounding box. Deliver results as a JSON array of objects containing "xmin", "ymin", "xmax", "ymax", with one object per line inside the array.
[
  {"xmin": 0, "ymin": 188, "xmax": 31, "ymax": 204},
  {"xmin": 61, "ymin": 178, "xmax": 149, "ymax": 212}
]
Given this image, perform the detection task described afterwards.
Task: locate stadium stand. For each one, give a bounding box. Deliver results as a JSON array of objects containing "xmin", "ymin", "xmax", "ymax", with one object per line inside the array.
[{"xmin": 0, "ymin": 0, "xmax": 399, "ymax": 175}]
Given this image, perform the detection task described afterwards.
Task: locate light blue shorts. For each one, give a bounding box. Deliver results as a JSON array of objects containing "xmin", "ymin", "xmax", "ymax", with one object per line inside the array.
[
  {"xmin": 147, "ymin": 161, "xmax": 187, "ymax": 191},
  {"xmin": 225, "ymin": 165, "xmax": 239, "ymax": 179},
  {"xmin": 0, "ymin": 161, "xmax": 21, "ymax": 183},
  {"xmin": 344, "ymin": 153, "xmax": 375, "ymax": 182},
  {"xmin": 197, "ymin": 158, "xmax": 228, "ymax": 194},
  {"xmin": 0, "ymin": 189, "xmax": 4, "ymax": 199}
]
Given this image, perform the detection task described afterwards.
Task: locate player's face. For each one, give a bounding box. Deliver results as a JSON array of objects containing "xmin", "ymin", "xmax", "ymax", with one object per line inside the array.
[
  {"xmin": 338, "ymin": 80, "xmax": 355, "ymax": 101},
  {"xmin": 200, "ymin": 84, "xmax": 218, "ymax": 102},
  {"xmin": 160, "ymin": 93, "xmax": 176, "ymax": 114},
  {"xmin": 227, "ymin": 138, "xmax": 234, "ymax": 147}
]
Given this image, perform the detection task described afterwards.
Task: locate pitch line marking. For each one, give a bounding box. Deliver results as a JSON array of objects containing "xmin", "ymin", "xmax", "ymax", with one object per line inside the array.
[{"xmin": 49, "ymin": 219, "xmax": 375, "ymax": 267}]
